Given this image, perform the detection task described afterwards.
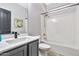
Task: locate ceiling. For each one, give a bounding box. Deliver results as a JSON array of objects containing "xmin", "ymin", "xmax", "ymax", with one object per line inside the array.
[
  {"xmin": 18, "ymin": 3, "xmax": 53, "ymax": 9},
  {"xmin": 18, "ymin": 3, "xmax": 72, "ymax": 10},
  {"xmin": 18, "ymin": 3, "xmax": 28, "ymax": 9}
]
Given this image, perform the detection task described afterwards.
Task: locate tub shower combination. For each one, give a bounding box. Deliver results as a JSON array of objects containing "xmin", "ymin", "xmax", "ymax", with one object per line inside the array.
[{"xmin": 41, "ymin": 3, "xmax": 79, "ymax": 56}]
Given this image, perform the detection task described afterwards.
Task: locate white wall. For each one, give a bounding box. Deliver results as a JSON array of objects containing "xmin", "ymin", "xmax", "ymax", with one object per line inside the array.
[
  {"xmin": 47, "ymin": 6, "xmax": 76, "ymax": 48},
  {"xmin": 0, "ymin": 3, "xmax": 27, "ymax": 33},
  {"xmin": 28, "ymin": 3, "xmax": 42, "ymax": 35}
]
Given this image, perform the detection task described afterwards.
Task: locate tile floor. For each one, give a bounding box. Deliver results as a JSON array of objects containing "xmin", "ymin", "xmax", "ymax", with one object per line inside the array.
[{"xmin": 39, "ymin": 50, "xmax": 64, "ymax": 56}]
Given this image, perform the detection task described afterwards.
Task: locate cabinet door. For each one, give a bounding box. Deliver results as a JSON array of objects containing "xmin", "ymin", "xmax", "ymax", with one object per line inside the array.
[
  {"xmin": 27, "ymin": 40, "xmax": 39, "ymax": 56},
  {"xmin": 1, "ymin": 45, "xmax": 27, "ymax": 56}
]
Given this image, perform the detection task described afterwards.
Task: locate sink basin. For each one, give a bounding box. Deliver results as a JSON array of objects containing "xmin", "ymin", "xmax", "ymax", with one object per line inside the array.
[
  {"xmin": 6, "ymin": 38, "xmax": 27, "ymax": 44},
  {"xmin": 0, "ymin": 42, "xmax": 8, "ymax": 48},
  {"xmin": 5, "ymin": 36, "xmax": 36, "ymax": 44}
]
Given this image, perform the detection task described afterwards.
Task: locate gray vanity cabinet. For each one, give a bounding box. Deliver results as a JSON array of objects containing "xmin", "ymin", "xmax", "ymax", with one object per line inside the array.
[
  {"xmin": 0, "ymin": 39, "xmax": 39, "ymax": 56},
  {"xmin": 27, "ymin": 40, "xmax": 39, "ymax": 56},
  {"xmin": 1, "ymin": 45, "xmax": 27, "ymax": 56}
]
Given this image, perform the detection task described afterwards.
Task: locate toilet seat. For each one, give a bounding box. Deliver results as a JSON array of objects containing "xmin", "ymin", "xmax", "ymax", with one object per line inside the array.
[{"xmin": 39, "ymin": 43, "xmax": 51, "ymax": 50}]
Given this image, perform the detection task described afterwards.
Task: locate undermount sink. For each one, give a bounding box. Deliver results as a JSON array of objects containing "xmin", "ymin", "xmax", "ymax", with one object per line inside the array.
[
  {"xmin": 0, "ymin": 42, "xmax": 8, "ymax": 48},
  {"xmin": 6, "ymin": 37, "xmax": 28, "ymax": 44},
  {"xmin": 5, "ymin": 36, "xmax": 38, "ymax": 44}
]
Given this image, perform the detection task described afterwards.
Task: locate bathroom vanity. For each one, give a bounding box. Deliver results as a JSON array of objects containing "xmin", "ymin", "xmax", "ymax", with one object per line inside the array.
[{"xmin": 0, "ymin": 36, "xmax": 39, "ymax": 56}]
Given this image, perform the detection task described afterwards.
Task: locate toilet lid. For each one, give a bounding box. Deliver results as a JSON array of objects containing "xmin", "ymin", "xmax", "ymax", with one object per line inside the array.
[{"xmin": 39, "ymin": 43, "xmax": 51, "ymax": 49}]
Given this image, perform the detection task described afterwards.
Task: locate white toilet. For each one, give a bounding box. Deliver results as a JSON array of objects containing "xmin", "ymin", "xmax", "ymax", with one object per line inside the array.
[{"xmin": 39, "ymin": 41, "xmax": 51, "ymax": 56}]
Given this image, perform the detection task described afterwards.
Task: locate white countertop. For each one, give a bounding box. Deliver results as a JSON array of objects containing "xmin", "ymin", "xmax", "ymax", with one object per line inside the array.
[{"xmin": 0, "ymin": 35, "xmax": 40, "ymax": 54}]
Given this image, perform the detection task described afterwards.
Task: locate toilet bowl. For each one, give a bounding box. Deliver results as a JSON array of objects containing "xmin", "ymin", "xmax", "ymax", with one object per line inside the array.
[
  {"xmin": 39, "ymin": 43, "xmax": 51, "ymax": 50},
  {"xmin": 39, "ymin": 43, "xmax": 51, "ymax": 56}
]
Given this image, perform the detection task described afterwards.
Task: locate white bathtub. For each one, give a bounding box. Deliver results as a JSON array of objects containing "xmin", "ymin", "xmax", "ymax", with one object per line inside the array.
[{"xmin": 47, "ymin": 41, "xmax": 79, "ymax": 56}]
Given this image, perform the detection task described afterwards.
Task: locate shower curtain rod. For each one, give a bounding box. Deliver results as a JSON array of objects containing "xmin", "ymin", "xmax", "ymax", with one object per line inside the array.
[{"xmin": 41, "ymin": 3, "xmax": 79, "ymax": 14}]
